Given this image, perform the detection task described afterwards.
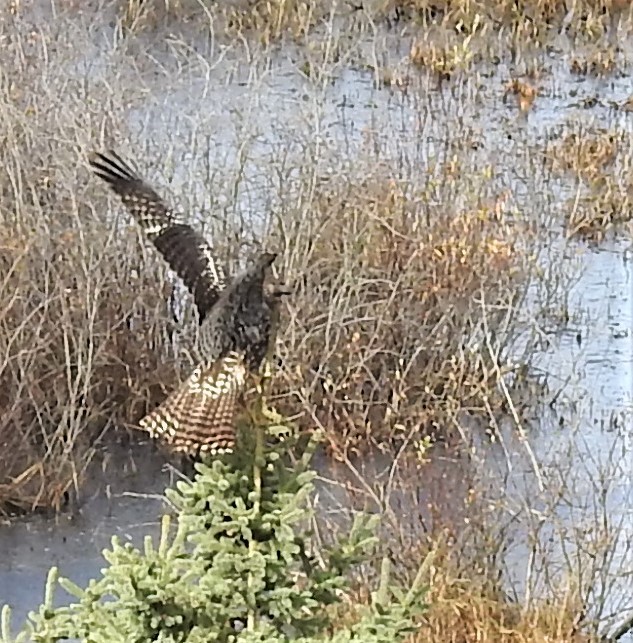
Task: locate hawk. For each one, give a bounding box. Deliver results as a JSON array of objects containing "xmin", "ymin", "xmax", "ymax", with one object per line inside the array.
[{"xmin": 89, "ymin": 150, "xmax": 288, "ymax": 456}]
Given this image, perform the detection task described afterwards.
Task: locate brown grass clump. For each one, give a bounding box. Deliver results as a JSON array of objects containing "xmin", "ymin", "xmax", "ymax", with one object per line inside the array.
[
  {"xmin": 504, "ymin": 79, "xmax": 538, "ymax": 114},
  {"xmin": 337, "ymin": 538, "xmax": 592, "ymax": 642},
  {"xmin": 546, "ymin": 127, "xmax": 621, "ymax": 182},
  {"xmin": 417, "ymin": 563, "xmax": 592, "ymax": 642},
  {"xmin": 409, "ymin": 34, "xmax": 476, "ymax": 79},
  {"xmin": 0, "ymin": 169, "xmax": 184, "ymax": 513},
  {"xmin": 118, "ymin": 0, "xmax": 630, "ymax": 53},
  {"xmin": 273, "ymin": 168, "xmax": 531, "ymax": 455},
  {"xmin": 116, "ymin": 0, "xmax": 323, "ymax": 42},
  {"xmin": 0, "ymin": 207, "xmax": 182, "ymax": 513},
  {"xmin": 222, "ymin": 0, "xmax": 321, "ymax": 45},
  {"xmin": 567, "ymin": 175, "xmax": 633, "ymax": 241},
  {"xmin": 570, "ymin": 47, "xmax": 618, "ymax": 77},
  {"xmin": 544, "ymin": 125, "xmax": 633, "ymax": 240},
  {"xmin": 384, "ymin": 0, "xmax": 626, "ymax": 45}
]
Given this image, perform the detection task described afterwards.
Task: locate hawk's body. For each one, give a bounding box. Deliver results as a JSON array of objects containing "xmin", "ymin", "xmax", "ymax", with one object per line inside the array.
[
  {"xmin": 89, "ymin": 150, "xmax": 284, "ymax": 456},
  {"xmin": 197, "ymin": 252, "xmax": 279, "ymax": 370}
]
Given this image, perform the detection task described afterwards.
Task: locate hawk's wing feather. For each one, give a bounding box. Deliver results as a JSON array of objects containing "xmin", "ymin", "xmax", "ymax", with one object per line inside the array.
[
  {"xmin": 139, "ymin": 352, "xmax": 247, "ymax": 456},
  {"xmin": 89, "ymin": 150, "xmax": 225, "ymax": 321}
]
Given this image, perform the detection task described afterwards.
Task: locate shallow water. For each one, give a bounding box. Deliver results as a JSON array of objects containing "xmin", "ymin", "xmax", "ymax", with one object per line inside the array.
[
  {"xmin": 0, "ymin": 449, "xmax": 169, "ymax": 626},
  {"xmin": 1, "ymin": 2, "xmax": 633, "ymax": 640},
  {"xmin": 480, "ymin": 239, "xmax": 633, "ymax": 636}
]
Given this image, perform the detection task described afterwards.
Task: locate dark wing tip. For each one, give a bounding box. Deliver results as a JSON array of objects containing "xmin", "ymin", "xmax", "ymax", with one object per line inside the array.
[
  {"xmin": 88, "ymin": 149, "xmax": 116, "ymax": 169},
  {"xmin": 88, "ymin": 149, "xmax": 137, "ymax": 184}
]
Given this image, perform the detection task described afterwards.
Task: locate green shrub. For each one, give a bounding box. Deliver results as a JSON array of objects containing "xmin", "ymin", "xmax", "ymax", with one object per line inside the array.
[{"xmin": 1, "ymin": 405, "xmax": 427, "ymax": 642}]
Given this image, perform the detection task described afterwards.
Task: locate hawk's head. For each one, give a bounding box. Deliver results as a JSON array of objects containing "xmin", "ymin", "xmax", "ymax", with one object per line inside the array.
[{"xmin": 257, "ymin": 253, "xmax": 293, "ymax": 299}]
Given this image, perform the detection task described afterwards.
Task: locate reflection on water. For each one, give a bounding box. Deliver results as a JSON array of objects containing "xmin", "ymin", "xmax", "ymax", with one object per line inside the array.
[{"xmin": 1, "ymin": 4, "xmax": 633, "ymax": 640}]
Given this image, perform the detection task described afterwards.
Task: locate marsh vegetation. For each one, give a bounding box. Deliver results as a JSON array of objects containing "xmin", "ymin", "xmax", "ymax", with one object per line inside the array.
[{"xmin": 0, "ymin": 0, "xmax": 632, "ymax": 640}]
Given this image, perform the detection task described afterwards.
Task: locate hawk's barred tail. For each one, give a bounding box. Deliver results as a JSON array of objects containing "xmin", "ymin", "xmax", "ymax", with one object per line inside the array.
[{"xmin": 139, "ymin": 353, "xmax": 247, "ymax": 456}]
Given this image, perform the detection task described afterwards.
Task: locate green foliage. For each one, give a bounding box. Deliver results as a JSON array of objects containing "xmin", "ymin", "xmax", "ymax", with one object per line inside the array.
[{"xmin": 1, "ymin": 409, "xmax": 426, "ymax": 643}]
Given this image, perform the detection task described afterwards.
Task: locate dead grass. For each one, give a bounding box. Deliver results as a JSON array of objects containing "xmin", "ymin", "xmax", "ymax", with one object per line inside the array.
[
  {"xmin": 223, "ymin": 0, "xmax": 321, "ymax": 44},
  {"xmin": 337, "ymin": 536, "xmax": 593, "ymax": 642},
  {"xmin": 0, "ymin": 13, "xmax": 192, "ymax": 513},
  {"xmin": 570, "ymin": 47, "xmax": 619, "ymax": 76},
  {"xmin": 416, "ymin": 563, "xmax": 592, "ymax": 642},
  {"xmin": 544, "ymin": 125, "xmax": 633, "ymax": 240},
  {"xmin": 410, "ymin": 34, "xmax": 476, "ymax": 79},
  {"xmin": 271, "ymin": 164, "xmax": 536, "ymax": 456},
  {"xmin": 0, "ymin": 0, "xmax": 548, "ymax": 502},
  {"xmin": 385, "ymin": 0, "xmax": 627, "ymax": 40},
  {"xmin": 567, "ymin": 175, "xmax": 633, "ymax": 241},
  {"xmin": 504, "ymin": 79, "xmax": 539, "ymax": 115},
  {"xmin": 547, "ymin": 127, "xmax": 621, "ymax": 182},
  {"xmin": 391, "ymin": 539, "xmax": 592, "ymax": 641},
  {"xmin": 112, "ymin": 0, "xmax": 632, "ymax": 57},
  {"xmin": 118, "ymin": 0, "xmax": 325, "ymax": 43}
]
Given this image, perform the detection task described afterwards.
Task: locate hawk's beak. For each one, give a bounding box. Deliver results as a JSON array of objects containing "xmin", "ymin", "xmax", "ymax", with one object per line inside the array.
[{"xmin": 266, "ymin": 282, "xmax": 294, "ymax": 298}]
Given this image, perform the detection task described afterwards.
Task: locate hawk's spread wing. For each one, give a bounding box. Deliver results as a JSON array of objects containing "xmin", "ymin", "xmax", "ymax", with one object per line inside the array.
[
  {"xmin": 89, "ymin": 150, "xmax": 225, "ymax": 321},
  {"xmin": 139, "ymin": 352, "xmax": 247, "ymax": 456}
]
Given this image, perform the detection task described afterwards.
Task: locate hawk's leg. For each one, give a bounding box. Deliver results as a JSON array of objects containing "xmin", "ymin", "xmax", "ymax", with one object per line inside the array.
[{"xmin": 251, "ymin": 359, "xmax": 283, "ymax": 424}]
